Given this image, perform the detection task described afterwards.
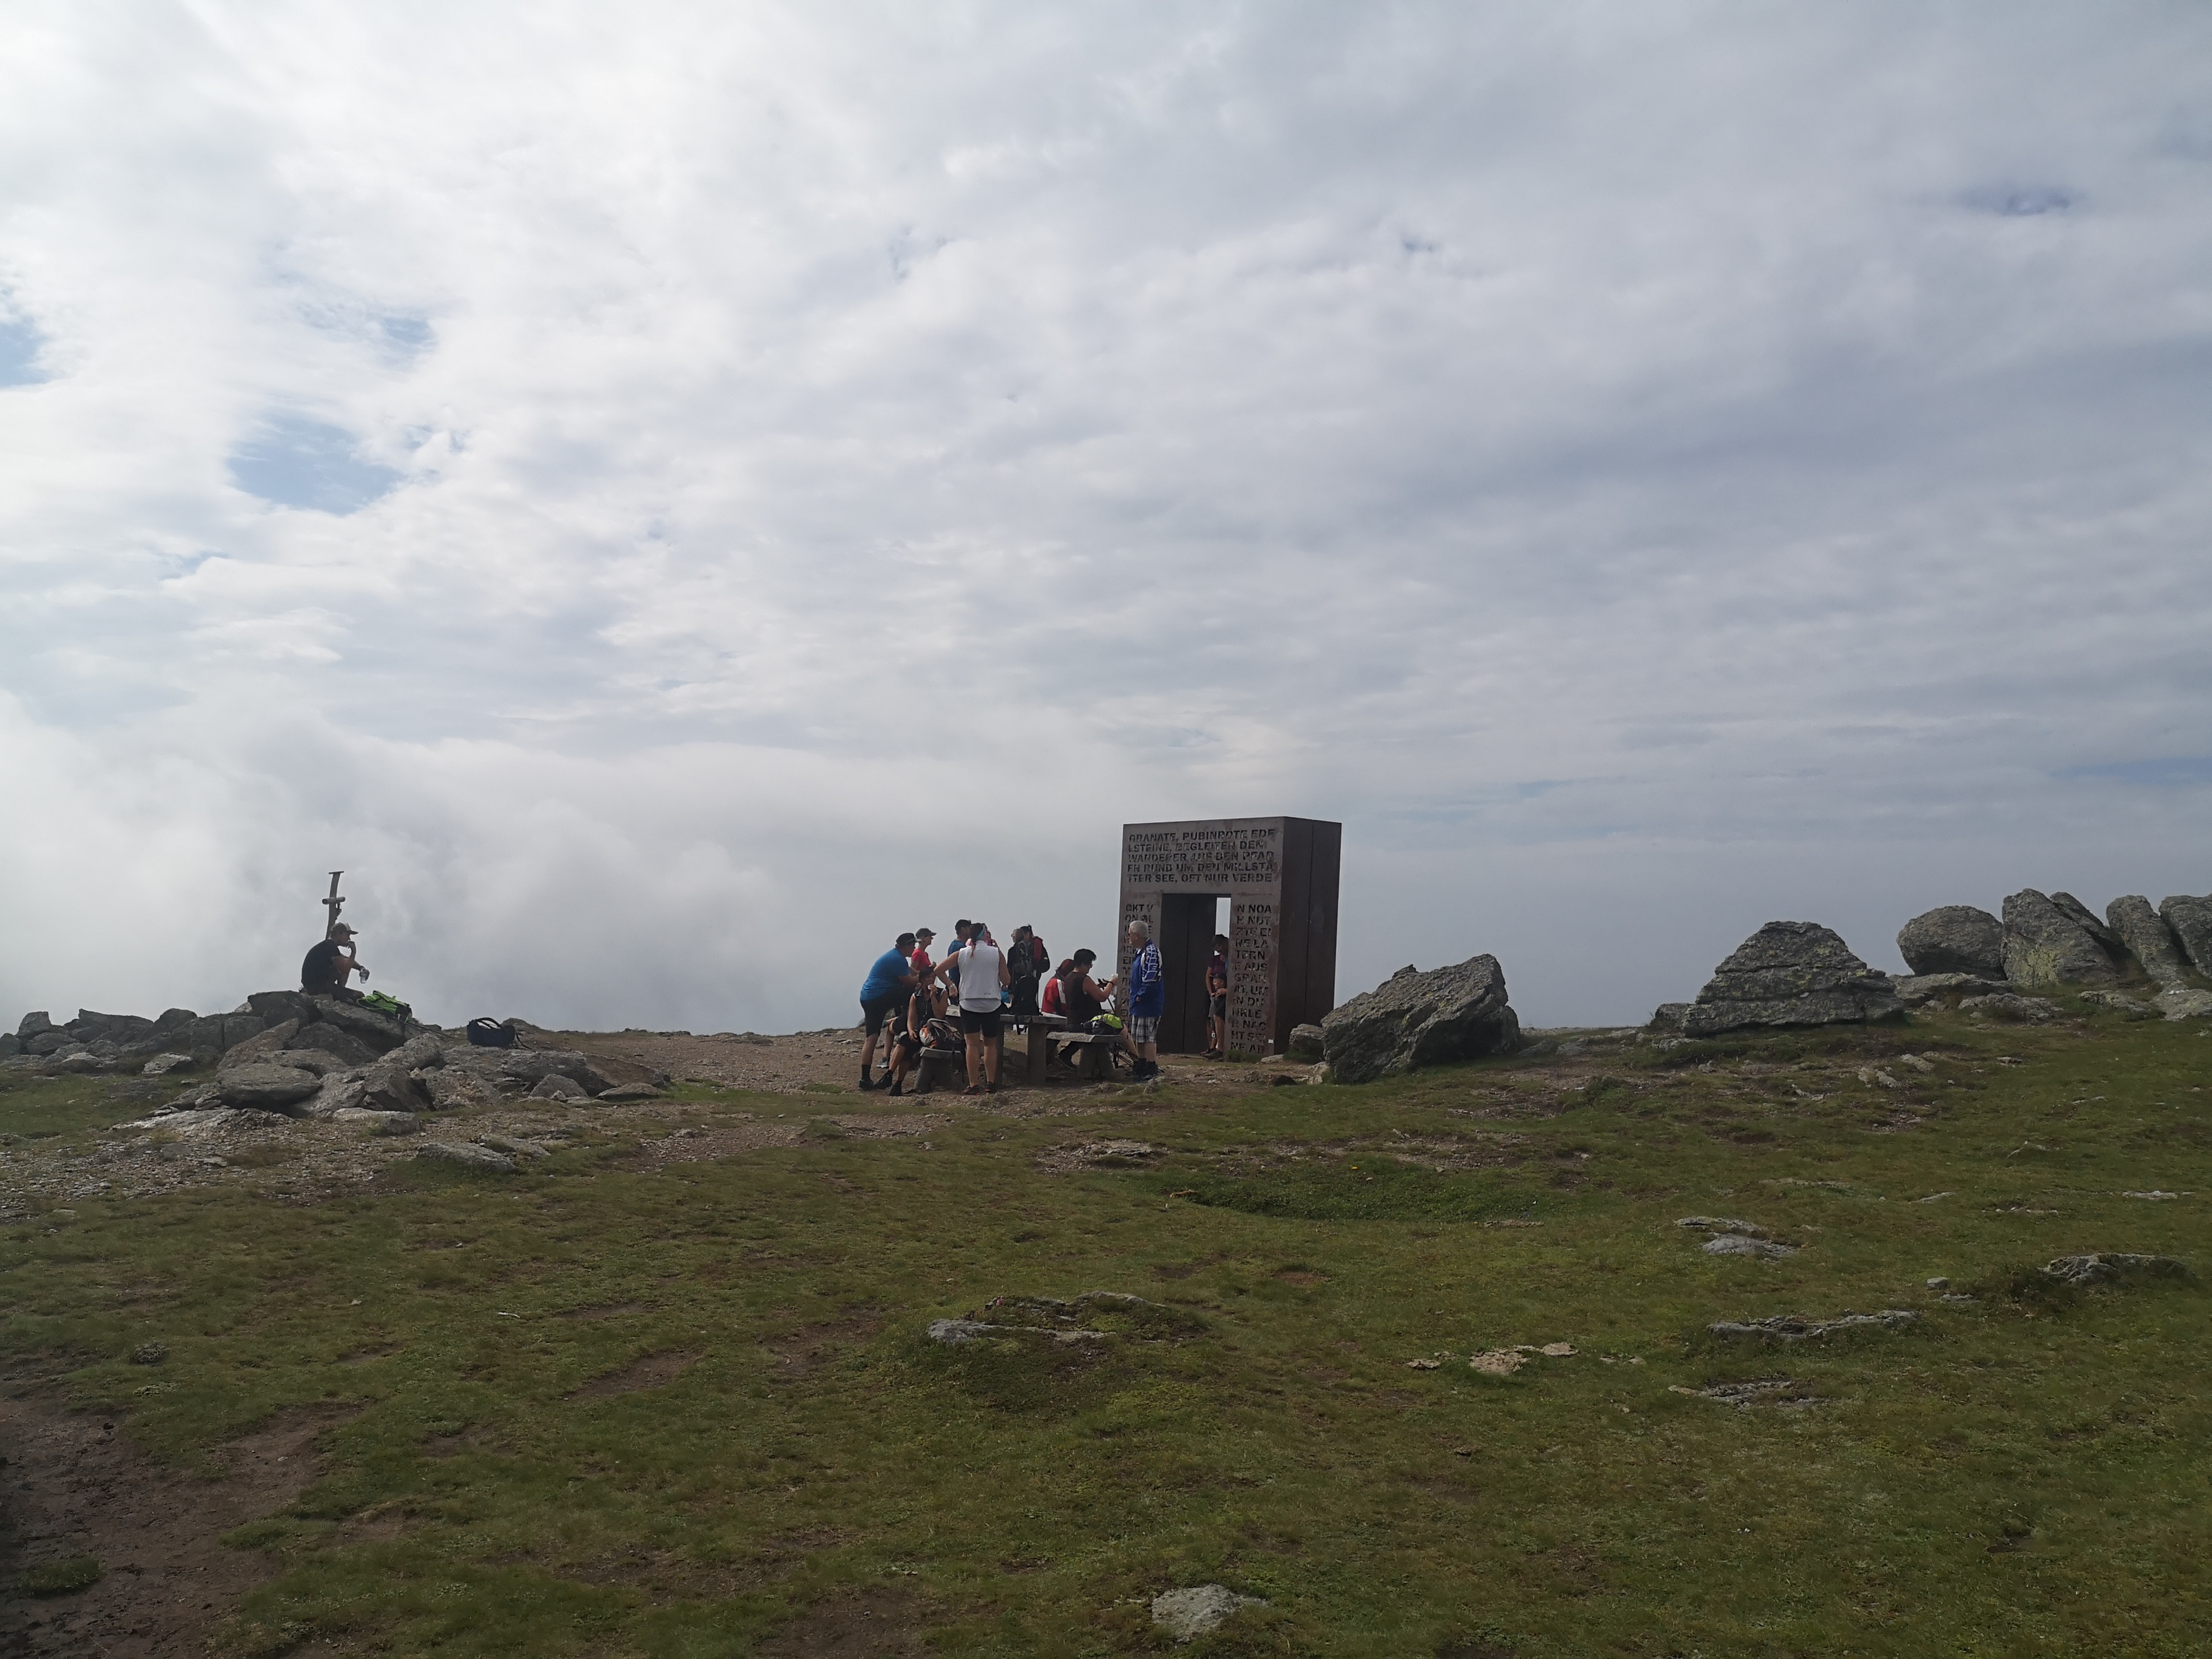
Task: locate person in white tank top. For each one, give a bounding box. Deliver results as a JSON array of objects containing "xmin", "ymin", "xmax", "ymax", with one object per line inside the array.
[{"xmin": 933, "ymin": 923, "xmax": 1012, "ymax": 1093}]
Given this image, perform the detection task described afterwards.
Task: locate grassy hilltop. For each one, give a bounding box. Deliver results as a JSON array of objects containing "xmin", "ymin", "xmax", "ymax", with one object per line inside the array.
[{"xmin": 1, "ymin": 1003, "xmax": 2207, "ymax": 1656}]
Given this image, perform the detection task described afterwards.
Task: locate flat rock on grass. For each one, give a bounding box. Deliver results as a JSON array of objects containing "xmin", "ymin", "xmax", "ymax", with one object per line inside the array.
[
  {"xmin": 1672, "ymin": 1377, "xmax": 1823, "ymax": 1409},
  {"xmin": 415, "ymin": 1141, "xmax": 517, "ymax": 1173},
  {"xmin": 331, "ymin": 1107, "xmax": 418, "ymax": 1135},
  {"xmin": 1894, "ymin": 972, "xmax": 2010, "ymax": 1006},
  {"xmin": 2041, "ymin": 1253, "xmax": 2191, "ymax": 1288},
  {"xmin": 1709, "ymin": 1310, "xmax": 1917, "ymax": 1342},
  {"xmin": 216, "ymin": 1063, "xmax": 323, "ymax": 1110},
  {"xmin": 1152, "ymin": 1585, "xmax": 1266, "ymax": 1643},
  {"xmin": 1703, "ymin": 1235, "xmax": 1798, "ymax": 1259},
  {"xmin": 1961, "ymin": 992, "xmax": 2061, "ymax": 1023}
]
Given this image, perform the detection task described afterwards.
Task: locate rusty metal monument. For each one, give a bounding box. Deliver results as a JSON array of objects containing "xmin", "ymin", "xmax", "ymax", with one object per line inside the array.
[{"xmin": 1116, "ymin": 816, "xmax": 1342, "ymax": 1056}]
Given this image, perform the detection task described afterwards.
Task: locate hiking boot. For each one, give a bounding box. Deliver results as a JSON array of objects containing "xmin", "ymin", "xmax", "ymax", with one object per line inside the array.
[{"xmin": 857, "ymin": 1073, "xmax": 880, "ymax": 1091}]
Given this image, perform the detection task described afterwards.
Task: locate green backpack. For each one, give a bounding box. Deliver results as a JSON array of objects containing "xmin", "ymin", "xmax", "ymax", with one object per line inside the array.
[{"xmin": 361, "ymin": 990, "xmax": 412, "ymax": 1026}]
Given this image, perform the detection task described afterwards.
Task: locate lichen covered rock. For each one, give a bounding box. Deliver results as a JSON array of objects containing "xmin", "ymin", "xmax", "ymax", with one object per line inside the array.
[
  {"xmin": 2001, "ymin": 890, "xmax": 2118, "ymax": 988},
  {"xmin": 1896, "ymin": 906, "xmax": 2005, "ymax": 978},
  {"xmin": 1680, "ymin": 922, "xmax": 1899, "ymax": 1037},
  {"xmin": 1320, "ymin": 955, "xmax": 1519, "ymax": 1085}
]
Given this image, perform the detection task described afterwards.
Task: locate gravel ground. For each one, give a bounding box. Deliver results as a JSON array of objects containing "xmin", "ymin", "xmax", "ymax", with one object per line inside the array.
[{"xmin": 0, "ymin": 1026, "xmax": 1321, "ymax": 1219}]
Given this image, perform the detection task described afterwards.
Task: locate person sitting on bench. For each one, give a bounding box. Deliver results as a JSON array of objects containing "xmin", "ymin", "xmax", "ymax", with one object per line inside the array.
[
  {"xmin": 1055, "ymin": 950, "xmax": 1120, "ymax": 1049},
  {"xmin": 883, "ymin": 971, "xmax": 954, "ymax": 1099},
  {"xmin": 301, "ymin": 924, "xmax": 368, "ymax": 1000}
]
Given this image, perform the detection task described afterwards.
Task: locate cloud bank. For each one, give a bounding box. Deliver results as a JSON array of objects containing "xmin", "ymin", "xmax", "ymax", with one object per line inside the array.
[{"xmin": 2, "ymin": 1, "xmax": 2209, "ymax": 1032}]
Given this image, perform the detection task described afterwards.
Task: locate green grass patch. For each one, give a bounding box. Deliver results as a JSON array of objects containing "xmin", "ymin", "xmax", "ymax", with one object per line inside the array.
[
  {"xmin": 2, "ymin": 1013, "xmax": 2209, "ymax": 1654},
  {"xmin": 1165, "ymin": 1157, "xmax": 1539, "ymax": 1223},
  {"xmin": 20, "ymin": 1554, "xmax": 103, "ymax": 1596}
]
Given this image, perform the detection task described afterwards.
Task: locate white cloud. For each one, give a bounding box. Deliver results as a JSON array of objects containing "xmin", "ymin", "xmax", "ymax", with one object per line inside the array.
[{"xmin": 2, "ymin": 1, "xmax": 2209, "ymax": 1032}]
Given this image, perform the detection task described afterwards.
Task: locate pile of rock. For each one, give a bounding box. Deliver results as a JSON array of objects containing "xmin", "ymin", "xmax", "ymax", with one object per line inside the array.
[
  {"xmin": 6, "ymin": 991, "xmax": 667, "ymax": 1119},
  {"xmin": 1897, "ymin": 890, "xmax": 2212, "ymax": 1021},
  {"xmin": 1320, "ymin": 953, "xmax": 1520, "ymax": 1085},
  {"xmin": 2, "ymin": 1005, "xmax": 266, "ymax": 1068}
]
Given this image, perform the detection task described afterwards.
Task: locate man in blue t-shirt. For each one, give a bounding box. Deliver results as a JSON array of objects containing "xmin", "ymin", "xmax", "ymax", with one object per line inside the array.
[
  {"xmin": 1123, "ymin": 918, "xmax": 1165, "ymax": 1081},
  {"xmin": 858, "ymin": 933, "xmax": 919, "ymax": 1089}
]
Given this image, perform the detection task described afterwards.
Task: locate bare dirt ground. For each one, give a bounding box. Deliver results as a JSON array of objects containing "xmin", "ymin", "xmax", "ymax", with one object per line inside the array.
[
  {"xmin": 0, "ymin": 1366, "xmax": 352, "ymax": 1658},
  {"xmin": 542, "ymin": 1022, "xmax": 1317, "ymax": 1100}
]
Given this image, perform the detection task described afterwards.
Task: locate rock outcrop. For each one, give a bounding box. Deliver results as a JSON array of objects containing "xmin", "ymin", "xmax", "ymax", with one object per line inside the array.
[
  {"xmin": 217, "ymin": 1063, "xmax": 325, "ymax": 1112},
  {"xmin": 1961, "ymin": 992, "xmax": 2060, "ymax": 1022},
  {"xmin": 2107, "ymin": 896, "xmax": 2190, "ymax": 987},
  {"xmin": 1896, "ymin": 906, "xmax": 2006, "ymax": 978},
  {"xmin": 1891, "ymin": 972, "xmax": 2007, "ymax": 1007},
  {"xmin": 2001, "ymin": 890, "xmax": 2119, "ymax": 988},
  {"xmin": 2161, "ymin": 896, "xmax": 2212, "ymax": 977},
  {"xmin": 2154, "ymin": 988, "xmax": 2212, "ymax": 1022},
  {"xmin": 2048, "ymin": 892, "xmax": 2128, "ymax": 964},
  {"xmin": 1680, "ymin": 922, "xmax": 1900, "ymax": 1037},
  {"xmin": 1320, "ymin": 955, "xmax": 1519, "ymax": 1085}
]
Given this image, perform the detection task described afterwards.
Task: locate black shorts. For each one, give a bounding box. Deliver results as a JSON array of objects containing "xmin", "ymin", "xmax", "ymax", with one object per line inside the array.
[
  {"xmin": 959, "ymin": 1008, "xmax": 1002, "ymax": 1037},
  {"xmin": 1210, "ymin": 994, "xmax": 1227, "ymax": 1016},
  {"xmin": 861, "ymin": 995, "xmax": 900, "ymax": 1035}
]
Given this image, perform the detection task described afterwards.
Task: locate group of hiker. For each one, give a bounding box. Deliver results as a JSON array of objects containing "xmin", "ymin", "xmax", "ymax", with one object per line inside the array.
[
  {"xmin": 856, "ymin": 918, "xmax": 1230, "ymax": 1097},
  {"xmin": 295, "ymin": 906, "xmax": 1241, "ymax": 1098}
]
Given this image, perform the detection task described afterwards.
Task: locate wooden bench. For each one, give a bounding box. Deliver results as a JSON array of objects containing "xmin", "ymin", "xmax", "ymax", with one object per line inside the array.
[
  {"xmin": 1008, "ymin": 1012, "xmax": 1069, "ymax": 1084},
  {"xmin": 1045, "ymin": 1029, "xmax": 1122, "ymax": 1083},
  {"xmin": 913, "ymin": 1046, "xmax": 967, "ymax": 1095}
]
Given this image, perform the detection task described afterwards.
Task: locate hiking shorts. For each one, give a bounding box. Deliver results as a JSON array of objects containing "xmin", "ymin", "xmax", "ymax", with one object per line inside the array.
[
  {"xmin": 1127, "ymin": 1015, "xmax": 1160, "ymax": 1044},
  {"xmin": 1209, "ymin": 994, "xmax": 1227, "ymax": 1017},
  {"xmin": 959, "ymin": 1007, "xmax": 1002, "ymax": 1037},
  {"xmin": 861, "ymin": 995, "xmax": 900, "ymax": 1035}
]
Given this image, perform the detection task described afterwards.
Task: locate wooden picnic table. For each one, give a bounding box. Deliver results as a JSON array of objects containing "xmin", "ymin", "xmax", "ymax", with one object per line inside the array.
[{"xmin": 910, "ymin": 1012, "xmax": 1121, "ymax": 1092}]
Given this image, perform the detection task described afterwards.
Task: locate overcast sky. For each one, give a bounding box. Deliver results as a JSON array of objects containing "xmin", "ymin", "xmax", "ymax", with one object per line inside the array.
[{"xmin": 3, "ymin": 2, "xmax": 2208, "ymax": 1035}]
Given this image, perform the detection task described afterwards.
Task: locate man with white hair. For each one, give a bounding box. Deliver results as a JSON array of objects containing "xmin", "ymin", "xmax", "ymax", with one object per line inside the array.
[{"xmin": 1123, "ymin": 918, "xmax": 1164, "ymax": 1081}]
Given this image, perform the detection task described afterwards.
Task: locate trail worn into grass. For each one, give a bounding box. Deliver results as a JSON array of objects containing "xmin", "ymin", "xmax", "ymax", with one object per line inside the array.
[
  {"xmin": 0, "ymin": 1002, "xmax": 2205, "ymax": 1655},
  {"xmin": 0, "ymin": 1366, "xmax": 356, "ymax": 1657}
]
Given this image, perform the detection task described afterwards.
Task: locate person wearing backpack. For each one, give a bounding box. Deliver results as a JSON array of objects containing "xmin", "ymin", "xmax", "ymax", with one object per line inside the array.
[
  {"xmin": 933, "ymin": 920, "xmax": 1012, "ymax": 1095},
  {"xmin": 1007, "ymin": 925, "xmax": 1049, "ymax": 1016}
]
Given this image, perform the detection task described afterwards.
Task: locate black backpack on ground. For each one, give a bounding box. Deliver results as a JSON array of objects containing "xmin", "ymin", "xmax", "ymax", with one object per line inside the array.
[{"xmin": 466, "ymin": 1017, "xmax": 517, "ymax": 1048}]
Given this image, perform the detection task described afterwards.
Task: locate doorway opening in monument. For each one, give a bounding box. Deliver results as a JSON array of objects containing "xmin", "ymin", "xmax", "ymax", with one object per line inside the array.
[{"xmin": 1156, "ymin": 893, "xmax": 1230, "ymax": 1055}]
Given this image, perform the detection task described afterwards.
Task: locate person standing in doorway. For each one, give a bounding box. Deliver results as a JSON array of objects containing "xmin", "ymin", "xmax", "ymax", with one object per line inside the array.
[
  {"xmin": 935, "ymin": 920, "xmax": 1011, "ymax": 1094},
  {"xmin": 1124, "ymin": 918, "xmax": 1164, "ymax": 1081},
  {"xmin": 857, "ymin": 932, "xmax": 919, "ymax": 1089},
  {"xmin": 1204, "ymin": 934, "xmax": 1230, "ymax": 1059}
]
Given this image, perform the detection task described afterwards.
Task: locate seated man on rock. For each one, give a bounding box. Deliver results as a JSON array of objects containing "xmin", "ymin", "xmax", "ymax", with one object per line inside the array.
[{"xmin": 300, "ymin": 923, "xmax": 369, "ymax": 1001}]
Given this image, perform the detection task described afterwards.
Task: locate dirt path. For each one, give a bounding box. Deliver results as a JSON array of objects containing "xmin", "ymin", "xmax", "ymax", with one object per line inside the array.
[
  {"xmin": 0, "ymin": 1367, "xmax": 353, "ymax": 1657},
  {"xmin": 551, "ymin": 1023, "xmax": 1316, "ymax": 1098}
]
